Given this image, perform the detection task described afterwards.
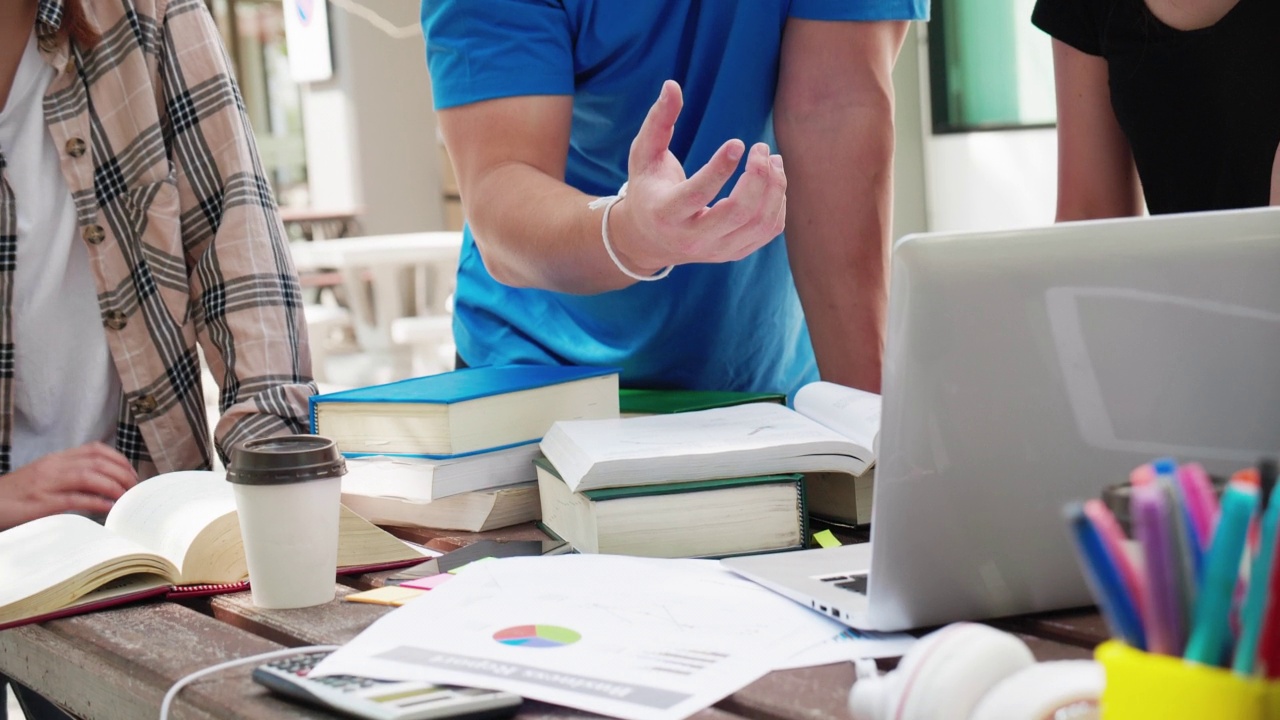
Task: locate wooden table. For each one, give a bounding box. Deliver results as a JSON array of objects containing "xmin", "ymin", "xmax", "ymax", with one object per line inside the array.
[{"xmin": 0, "ymin": 524, "xmax": 1105, "ymax": 720}]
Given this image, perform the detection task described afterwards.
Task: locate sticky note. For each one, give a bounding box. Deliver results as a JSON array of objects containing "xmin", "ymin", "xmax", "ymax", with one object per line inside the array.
[
  {"xmin": 400, "ymin": 573, "xmax": 455, "ymax": 591},
  {"xmin": 813, "ymin": 530, "xmax": 842, "ymax": 548},
  {"xmin": 344, "ymin": 586, "xmax": 426, "ymax": 607},
  {"xmin": 448, "ymin": 556, "xmax": 496, "ymax": 574}
]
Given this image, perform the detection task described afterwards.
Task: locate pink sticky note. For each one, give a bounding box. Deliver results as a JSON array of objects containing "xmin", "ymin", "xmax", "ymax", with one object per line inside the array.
[{"xmin": 399, "ymin": 573, "xmax": 455, "ymax": 591}]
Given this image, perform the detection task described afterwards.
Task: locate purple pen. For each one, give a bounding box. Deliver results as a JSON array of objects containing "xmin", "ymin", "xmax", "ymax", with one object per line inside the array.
[{"xmin": 1133, "ymin": 483, "xmax": 1184, "ymax": 655}]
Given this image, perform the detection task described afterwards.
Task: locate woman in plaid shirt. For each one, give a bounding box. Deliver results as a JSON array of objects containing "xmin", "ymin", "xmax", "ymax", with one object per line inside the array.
[{"xmin": 1, "ymin": 0, "xmax": 314, "ymax": 713}]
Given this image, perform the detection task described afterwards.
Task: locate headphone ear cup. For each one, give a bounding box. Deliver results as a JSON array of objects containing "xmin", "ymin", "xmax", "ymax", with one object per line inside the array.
[
  {"xmin": 849, "ymin": 623, "xmax": 1036, "ymax": 720},
  {"xmin": 968, "ymin": 660, "xmax": 1103, "ymax": 720},
  {"xmin": 849, "ymin": 623, "xmax": 968, "ymax": 720}
]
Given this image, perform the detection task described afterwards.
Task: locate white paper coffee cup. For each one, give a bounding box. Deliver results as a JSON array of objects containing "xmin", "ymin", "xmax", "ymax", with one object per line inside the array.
[{"xmin": 227, "ymin": 435, "xmax": 347, "ymax": 609}]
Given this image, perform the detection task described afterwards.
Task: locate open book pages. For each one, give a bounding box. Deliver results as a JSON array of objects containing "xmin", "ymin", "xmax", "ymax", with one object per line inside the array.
[
  {"xmin": 0, "ymin": 515, "xmax": 177, "ymax": 626},
  {"xmin": 792, "ymin": 381, "xmax": 881, "ymax": 462},
  {"xmin": 541, "ymin": 402, "xmax": 873, "ymax": 493},
  {"xmin": 339, "ymin": 443, "xmax": 541, "ymax": 502},
  {"xmin": 342, "ymin": 482, "xmax": 540, "ymax": 533},
  {"xmin": 0, "ymin": 470, "xmax": 424, "ymax": 629},
  {"xmin": 791, "ymin": 382, "xmax": 881, "ymax": 526}
]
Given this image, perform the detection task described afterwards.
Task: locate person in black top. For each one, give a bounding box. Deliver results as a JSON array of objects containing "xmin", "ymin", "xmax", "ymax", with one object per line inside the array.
[{"xmin": 1031, "ymin": 0, "xmax": 1280, "ymax": 219}]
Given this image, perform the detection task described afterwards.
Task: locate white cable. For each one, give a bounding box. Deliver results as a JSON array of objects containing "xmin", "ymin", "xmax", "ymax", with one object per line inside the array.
[
  {"xmin": 328, "ymin": 0, "xmax": 420, "ymax": 39},
  {"xmin": 587, "ymin": 183, "xmax": 674, "ymax": 282},
  {"xmin": 159, "ymin": 644, "xmax": 340, "ymax": 720}
]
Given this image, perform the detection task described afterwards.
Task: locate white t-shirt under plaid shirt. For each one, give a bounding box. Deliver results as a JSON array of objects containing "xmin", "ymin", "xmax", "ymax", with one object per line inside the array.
[
  {"xmin": 0, "ymin": 0, "xmax": 316, "ymax": 478},
  {"xmin": 0, "ymin": 30, "xmax": 120, "ymax": 470}
]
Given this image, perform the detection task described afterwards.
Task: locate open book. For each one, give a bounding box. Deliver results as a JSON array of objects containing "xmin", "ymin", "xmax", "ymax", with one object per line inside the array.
[
  {"xmin": 540, "ymin": 381, "xmax": 881, "ymax": 493},
  {"xmin": 0, "ymin": 471, "xmax": 425, "ymax": 630}
]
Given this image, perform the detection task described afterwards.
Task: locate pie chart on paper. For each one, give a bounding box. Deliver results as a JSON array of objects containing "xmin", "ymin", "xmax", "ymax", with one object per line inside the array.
[{"xmin": 493, "ymin": 625, "xmax": 582, "ymax": 648}]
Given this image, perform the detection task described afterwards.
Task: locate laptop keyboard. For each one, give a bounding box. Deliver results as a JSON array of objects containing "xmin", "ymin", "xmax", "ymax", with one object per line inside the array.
[{"xmin": 820, "ymin": 573, "xmax": 868, "ymax": 595}]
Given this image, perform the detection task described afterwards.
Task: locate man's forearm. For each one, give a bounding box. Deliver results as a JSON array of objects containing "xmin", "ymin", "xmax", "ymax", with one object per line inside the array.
[
  {"xmin": 777, "ymin": 98, "xmax": 894, "ymax": 393},
  {"xmin": 445, "ymin": 84, "xmax": 787, "ymax": 297},
  {"xmin": 464, "ymin": 161, "xmax": 641, "ymax": 294}
]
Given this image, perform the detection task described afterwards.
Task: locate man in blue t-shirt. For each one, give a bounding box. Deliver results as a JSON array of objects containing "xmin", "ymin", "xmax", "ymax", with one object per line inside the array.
[{"xmin": 423, "ymin": 1, "xmax": 928, "ymax": 396}]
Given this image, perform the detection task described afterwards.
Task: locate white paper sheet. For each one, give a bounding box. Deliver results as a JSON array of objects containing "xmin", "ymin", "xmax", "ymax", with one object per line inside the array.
[
  {"xmin": 313, "ymin": 554, "xmax": 843, "ymax": 720},
  {"xmin": 773, "ymin": 627, "xmax": 917, "ymax": 670}
]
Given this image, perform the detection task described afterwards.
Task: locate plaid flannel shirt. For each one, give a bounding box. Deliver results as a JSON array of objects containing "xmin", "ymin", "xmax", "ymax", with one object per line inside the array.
[{"xmin": 0, "ymin": 0, "xmax": 315, "ymax": 477}]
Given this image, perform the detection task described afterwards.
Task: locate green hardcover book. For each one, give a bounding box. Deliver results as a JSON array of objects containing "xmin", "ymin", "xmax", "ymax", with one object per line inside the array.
[
  {"xmin": 618, "ymin": 388, "xmax": 786, "ymax": 417},
  {"xmin": 534, "ymin": 457, "xmax": 806, "ymax": 559}
]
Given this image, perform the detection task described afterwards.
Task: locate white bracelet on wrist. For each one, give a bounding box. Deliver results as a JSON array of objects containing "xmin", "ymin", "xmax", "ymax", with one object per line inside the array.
[{"xmin": 588, "ymin": 182, "xmax": 674, "ymax": 282}]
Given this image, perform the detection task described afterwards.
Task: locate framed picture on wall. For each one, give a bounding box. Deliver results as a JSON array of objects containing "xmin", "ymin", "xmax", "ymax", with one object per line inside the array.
[{"xmin": 928, "ymin": 0, "xmax": 1057, "ymax": 133}]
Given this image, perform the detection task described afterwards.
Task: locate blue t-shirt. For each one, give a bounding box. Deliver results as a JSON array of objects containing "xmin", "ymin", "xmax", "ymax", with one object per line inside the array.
[{"xmin": 423, "ymin": 0, "xmax": 927, "ymax": 396}]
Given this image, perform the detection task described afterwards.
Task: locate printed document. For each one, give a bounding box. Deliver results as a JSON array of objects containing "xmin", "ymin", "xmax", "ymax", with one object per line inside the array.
[
  {"xmin": 774, "ymin": 627, "xmax": 916, "ymax": 670},
  {"xmin": 313, "ymin": 554, "xmax": 843, "ymax": 720}
]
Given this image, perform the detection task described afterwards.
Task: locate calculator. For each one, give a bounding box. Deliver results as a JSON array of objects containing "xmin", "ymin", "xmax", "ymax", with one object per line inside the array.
[{"xmin": 252, "ymin": 650, "xmax": 522, "ymax": 720}]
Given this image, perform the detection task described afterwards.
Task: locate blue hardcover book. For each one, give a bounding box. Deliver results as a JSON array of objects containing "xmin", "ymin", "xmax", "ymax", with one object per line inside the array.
[{"xmin": 310, "ymin": 365, "xmax": 620, "ymax": 458}]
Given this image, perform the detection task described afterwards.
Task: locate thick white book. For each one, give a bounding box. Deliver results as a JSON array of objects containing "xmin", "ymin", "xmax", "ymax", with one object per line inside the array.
[
  {"xmin": 339, "ymin": 443, "xmax": 541, "ymax": 502},
  {"xmin": 541, "ymin": 387, "xmax": 879, "ymax": 493},
  {"xmin": 342, "ymin": 483, "xmax": 540, "ymax": 533}
]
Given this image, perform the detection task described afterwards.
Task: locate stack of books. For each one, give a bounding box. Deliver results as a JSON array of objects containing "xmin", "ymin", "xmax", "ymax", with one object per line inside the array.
[
  {"xmin": 311, "ymin": 365, "xmax": 620, "ymax": 532},
  {"xmin": 535, "ymin": 383, "xmax": 881, "ymax": 558}
]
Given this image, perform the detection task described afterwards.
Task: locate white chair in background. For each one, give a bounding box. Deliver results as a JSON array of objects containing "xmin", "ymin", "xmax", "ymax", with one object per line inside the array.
[
  {"xmin": 291, "ymin": 232, "xmax": 462, "ymax": 381},
  {"xmin": 303, "ymin": 302, "xmax": 354, "ymax": 383}
]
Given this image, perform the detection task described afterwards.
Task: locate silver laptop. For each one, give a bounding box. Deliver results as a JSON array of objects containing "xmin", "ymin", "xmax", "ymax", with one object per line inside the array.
[{"xmin": 723, "ymin": 207, "xmax": 1280, "ymax": 631}]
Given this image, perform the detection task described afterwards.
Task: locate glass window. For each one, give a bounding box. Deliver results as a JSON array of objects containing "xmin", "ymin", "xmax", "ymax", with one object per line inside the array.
[
  {"xmin": 928, "ymin": 0, "xmax": 1056, "ymax": 133},
  {"xmin": 209, "ymin": 0, "xmax": 311, "ymax": 209}
]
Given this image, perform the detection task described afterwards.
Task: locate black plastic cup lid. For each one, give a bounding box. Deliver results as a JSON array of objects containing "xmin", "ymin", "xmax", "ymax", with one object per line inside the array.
[{"xmin": 226, "ymin": 435, "xmax": 347, "ymax": 485}]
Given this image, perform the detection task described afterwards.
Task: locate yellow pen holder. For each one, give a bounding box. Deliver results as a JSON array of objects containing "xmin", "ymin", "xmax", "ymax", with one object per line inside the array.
[{"xmin": 1096, "ymin": 640, "xmax": 1280, "ymax": 719}]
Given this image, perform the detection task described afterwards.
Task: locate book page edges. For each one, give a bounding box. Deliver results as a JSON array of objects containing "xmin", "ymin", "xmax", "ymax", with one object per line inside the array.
[{"xmin": 0, "ymin": 580, "xmax": 172, "ymax": 632}]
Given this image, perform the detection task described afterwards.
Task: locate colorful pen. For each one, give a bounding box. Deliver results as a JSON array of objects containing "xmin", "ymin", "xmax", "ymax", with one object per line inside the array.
[
  {"xmin": 1185, "ymin": 472, "xmax": 1259, "ymax": 667},
  {"xmin": 1177, "ymin": 462, "xmax": 1217, "ymax": 572},
  {"xmin": 1261, "ymin": 458, "xmax": 1277, "ymax": 513},
  {"xmin": 1132, "ymin": 483, "xmax": 1183, "ymax": 655},
  {"xmin": 1083, "ymin": 499, "xmax": 1147, "ymax": 628},
  {"xmin": 1153, "ymin": 462, "xmax": 1199, "ymax": 624},
  {"xmin": 1258, "ymin": 512, "xmax": 1280, "ymax": 679},
  {"xmin": 1130, "ymin": 463, "xmax": 1156, "ymax": 488},
  {"xmin": 1065, "ymin": 502, "xmax": 1146, "ymax": 650},
  {"xmin": 1234, "ymin": 482, "xmax": 1280, "ymax": 674}
]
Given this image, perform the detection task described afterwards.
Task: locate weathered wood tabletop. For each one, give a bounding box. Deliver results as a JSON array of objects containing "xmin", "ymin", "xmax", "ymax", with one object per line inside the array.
[{"xmin": 0, "ymin": 523, "xmax": 1106, "ymax": 720}]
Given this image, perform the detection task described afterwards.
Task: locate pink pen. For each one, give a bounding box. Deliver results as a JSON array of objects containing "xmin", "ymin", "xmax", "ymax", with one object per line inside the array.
[
  {"xmin": 1131, "ymin": 463, "xmax": 1156, "ymax": 488},
  {"xmin": 1084, "ymin": 499, "xmax": 1147, "ymax": 628},
  {"xmin": 1177, "ymin": 463, "xmax": 1219, "ymax": 552}
]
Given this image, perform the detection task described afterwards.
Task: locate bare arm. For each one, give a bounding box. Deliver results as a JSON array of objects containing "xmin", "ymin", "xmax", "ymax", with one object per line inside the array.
[
  {"xmin": 775, "ymin": 19, "xmax": 908, "ymax": 394},
  {"xmin": 437, "ymin": 82, "xmax": 787, "ymax": 294},
  {"xmin": 1051, "ymin": 39, "xmax": 1144, "ymax": 221},
  {"xmin": 1271, "ymin": 141, "xmax": 1279, "ymax": 205}
]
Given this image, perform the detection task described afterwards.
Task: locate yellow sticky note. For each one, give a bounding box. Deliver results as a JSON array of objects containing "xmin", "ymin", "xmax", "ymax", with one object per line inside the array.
[
  {"xmin": 344, "ymin": 585, "xmax": 426, "ymax": 607},
  {"xmin": 813, "ymin": 529, "xmax": 842, "ymax": 548}
]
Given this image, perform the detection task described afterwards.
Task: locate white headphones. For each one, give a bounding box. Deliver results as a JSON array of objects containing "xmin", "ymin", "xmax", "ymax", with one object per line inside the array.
[{"xmin": 848, "ymin": 623, "xmax": 1103, "ymax": 720}]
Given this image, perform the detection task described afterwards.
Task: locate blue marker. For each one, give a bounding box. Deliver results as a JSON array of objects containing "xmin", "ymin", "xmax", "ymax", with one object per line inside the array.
[
  {"xmin": 1234, "ymin": 482, "xmax": 1280, "ymax": 674},
  {"xmin": 1064, "ymin": 502, "xmax": 1146, "ymax": 650},
  {"xmin": 1185, "ymin": 473, "xmax": 1259, "ymax": 667}
]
